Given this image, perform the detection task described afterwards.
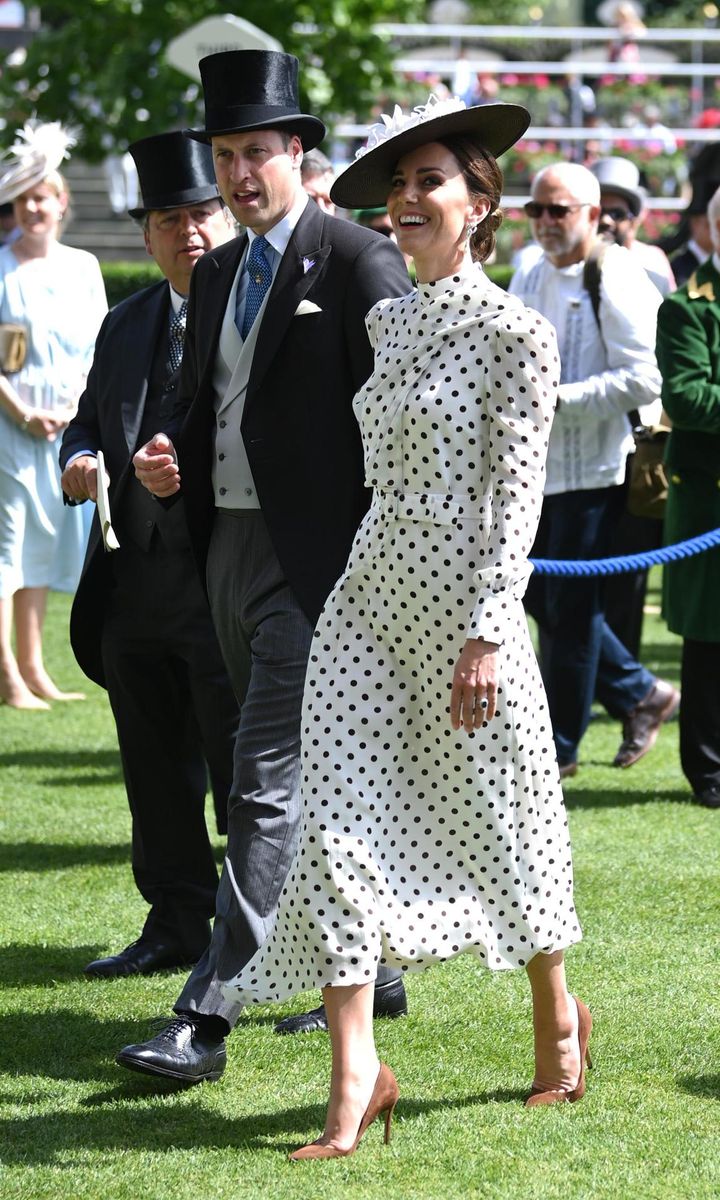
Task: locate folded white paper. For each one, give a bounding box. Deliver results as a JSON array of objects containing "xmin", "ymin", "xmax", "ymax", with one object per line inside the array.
[{"xmin": 96, "ymin": 450, "xmax": 120, "ymax": 551}]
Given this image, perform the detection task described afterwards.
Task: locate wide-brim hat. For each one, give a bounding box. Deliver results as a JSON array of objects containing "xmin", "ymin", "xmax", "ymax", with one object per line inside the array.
[
  {"xmin": 330, "ymin": 96, "xmax": 530, "ymax": 209},
  {"xmin": 590, "ymin": 156, "xmax": 645, "ymax": 217},
  {"xmin": 0, "ymin": 120, "xmax": 76, "ymax": 206},
  {"xmin": 185, "ymin": 50, "xmax": 326, "ymax": 151},
  {"xmin": 127, "ymin": 131, "xmax": 220, "ymax": 219}
]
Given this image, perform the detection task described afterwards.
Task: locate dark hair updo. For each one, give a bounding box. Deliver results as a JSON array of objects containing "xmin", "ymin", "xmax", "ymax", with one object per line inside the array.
[{"xmin": 439, "ymin": 134, "xmax": 504, "ymax": 263}]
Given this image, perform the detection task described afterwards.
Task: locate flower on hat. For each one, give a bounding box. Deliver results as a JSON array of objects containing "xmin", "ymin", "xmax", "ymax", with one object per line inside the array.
[
  {"xmin": 355, "ymin": 94, "xmax": 467, "ymax": 162},
  {"xmin": 0, "ymin": 118, "xmax": 78, "ymax": 205}
]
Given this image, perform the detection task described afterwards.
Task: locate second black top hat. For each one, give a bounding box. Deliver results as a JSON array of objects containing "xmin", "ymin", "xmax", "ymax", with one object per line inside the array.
[
  {"xmin": 127, "ymin": 131, "xmax": 220, "ymax": 219},
  {"xmin": 185, "ymin": 50, "xmax": 326, "ymax": 151}
]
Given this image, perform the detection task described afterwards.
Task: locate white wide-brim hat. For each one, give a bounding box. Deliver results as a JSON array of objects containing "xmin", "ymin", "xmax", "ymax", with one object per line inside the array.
[
  {"xmin": 330, "ymin": 94, "xmax": 530, "ymax": 210},
  {"xmin": 0, "ymin": 120, "xmax": 76, "ymax": 206}
]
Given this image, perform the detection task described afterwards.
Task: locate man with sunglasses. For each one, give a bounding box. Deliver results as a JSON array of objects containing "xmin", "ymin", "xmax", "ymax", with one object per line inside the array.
[
  {"xmin": 591, "ymin": 157, "xmax": 675, "ymax": 296},
  {"xmin": 511, "ymin": 163, "xmax": 679, "ymax": 779}
]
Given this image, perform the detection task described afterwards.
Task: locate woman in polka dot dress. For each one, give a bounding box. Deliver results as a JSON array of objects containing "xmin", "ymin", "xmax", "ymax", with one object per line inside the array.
[{"xmin": 225, "ymin": 96, "xmax": 591, "ymax": 1158}]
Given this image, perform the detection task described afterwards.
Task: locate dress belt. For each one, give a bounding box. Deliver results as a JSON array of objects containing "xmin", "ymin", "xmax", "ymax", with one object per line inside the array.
[{"xmin": 374, "ymin": 489, "xmax": 489, "ymax": 526}]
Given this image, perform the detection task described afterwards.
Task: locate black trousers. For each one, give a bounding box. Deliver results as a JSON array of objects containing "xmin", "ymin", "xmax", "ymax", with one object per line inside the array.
[
  {"xmin": 175, "ymin": 511, "xmax": 401, "ymax": 1028},
  {"xmin": 680, "ymin": 638, "xmax": 720, "ymax": 794},
  {"xmin": 101, "ymin": 534, "xmax": 239, "ymax": 955}
]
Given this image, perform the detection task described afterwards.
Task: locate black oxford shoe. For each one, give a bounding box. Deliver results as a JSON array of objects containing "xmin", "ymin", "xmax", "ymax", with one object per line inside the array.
[
  {"xmin": 274, "ymin": 975, "xmax": 408, "ymax": 1035},
  {"xmin": 84, "ymin": 939, "xmax": 199, "ymax": 978},
  {"xmin": 116, "ymin": 1017, "xmax": 226, "ymax": 1083},
  {"xmin": 695, "ymin": 786, "xmax": 720, "ymax": 810}
]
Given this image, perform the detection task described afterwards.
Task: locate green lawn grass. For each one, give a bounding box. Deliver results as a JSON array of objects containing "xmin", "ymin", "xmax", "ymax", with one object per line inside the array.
[{"xmin": 1, "ymin": 585, "xmax": 718, "ymax": 1199}]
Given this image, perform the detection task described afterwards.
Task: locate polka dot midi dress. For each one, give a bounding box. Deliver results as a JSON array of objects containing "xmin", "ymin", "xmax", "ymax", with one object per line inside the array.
[{"xmin": 224, "ymin": 261, "xmax": 582, "ymax": 1006}]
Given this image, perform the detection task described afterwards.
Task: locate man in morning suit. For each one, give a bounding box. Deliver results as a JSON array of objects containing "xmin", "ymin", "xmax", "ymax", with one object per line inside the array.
[
  {"xmin": 115, "ymin": 51, "xmax": 412, "ymax": 1084},
  {"xmin": 59, "ymin": 132, "xmax": 240, "ymax": 977},
  {"xmin": 655, "ymin": 183, "xmax": 720, "ymax": 811}
]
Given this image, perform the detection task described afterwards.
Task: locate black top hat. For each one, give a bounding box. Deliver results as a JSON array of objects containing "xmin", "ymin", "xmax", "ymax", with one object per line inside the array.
[
  {"xmin": 686, "ymin": 175, "xmax": 720, "ymax": 216},
  {"xmin": 185, "ymin": 50, "xmax": 326, "ymax": 151},
  {"xmin": 127, "ymin": 131, "xmax": 220, "ymax": 219},
  {"xmin": 330, "ymin": 98, "xmax": 530, "ymax": 209}
]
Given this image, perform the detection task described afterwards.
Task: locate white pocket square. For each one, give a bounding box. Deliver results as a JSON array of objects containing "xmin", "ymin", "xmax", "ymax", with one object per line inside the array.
[{"xmin": 294, "ymin": 300, "xmax": 322, "ymax": 316}]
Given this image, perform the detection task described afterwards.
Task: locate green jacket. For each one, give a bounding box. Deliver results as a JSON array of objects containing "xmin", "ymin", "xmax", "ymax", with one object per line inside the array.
[{"xmin": 656, "ymin": 257, "xmax": 720, "ymax": 641}]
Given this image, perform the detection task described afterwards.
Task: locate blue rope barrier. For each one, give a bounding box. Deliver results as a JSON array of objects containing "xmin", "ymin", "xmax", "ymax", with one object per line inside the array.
[{"xmin": 530, "ymin": 526, "xmax": 720, "ymax": 577}]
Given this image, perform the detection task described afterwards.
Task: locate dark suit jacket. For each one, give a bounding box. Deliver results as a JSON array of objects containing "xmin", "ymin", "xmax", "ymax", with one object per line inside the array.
[
  {"xmin": 169, "ymin": 199, "xmax": 411, "ymax": 625},
  {"xmin": 669, "ymin": 245, "xmax": 702, "ymax": 288},
  {"xmin": 60, "ymin": 281, "xmax": 179, "ymax": 684}
]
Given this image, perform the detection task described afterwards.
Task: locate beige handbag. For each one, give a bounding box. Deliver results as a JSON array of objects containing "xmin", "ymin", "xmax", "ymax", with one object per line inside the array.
[
  {"xmin": 0, "ymin": 323, "xmax": 27, "ymax": 373},
  {"xmin": 627, "ymin": 424, "xmax": 670, "ymax": 520}
]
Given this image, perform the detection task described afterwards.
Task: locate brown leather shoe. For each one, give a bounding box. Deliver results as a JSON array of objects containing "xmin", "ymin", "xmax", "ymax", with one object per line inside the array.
[
  {"xmin": 613, "ymin": 679, "xmax": 680, "ymax": 768},
  {"xmin": 558, "ymin": 761, "xmax": 578, "ymax": 781}
]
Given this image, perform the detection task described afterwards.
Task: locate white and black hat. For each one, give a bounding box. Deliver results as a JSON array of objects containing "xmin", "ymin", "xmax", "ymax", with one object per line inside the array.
[{"xmin": 330, "ymin": 94, "xmax": 530, "ymax": 209}]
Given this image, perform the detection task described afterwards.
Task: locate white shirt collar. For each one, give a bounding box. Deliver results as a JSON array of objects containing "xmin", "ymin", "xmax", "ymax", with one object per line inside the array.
[
  {"xmin": 712, "ymin": 251, "xmax": 720, "ymax": 275},
  {"xmin": 169, "ymin": 284, "xmax": 187, "ymax": 314},
  {"xmin": 246, "ymin": 189, "xmax": 309, "ymax": 257},
  {"xmin": 688, "ymin": 238, "xmax": 712, "ymax": 266}
]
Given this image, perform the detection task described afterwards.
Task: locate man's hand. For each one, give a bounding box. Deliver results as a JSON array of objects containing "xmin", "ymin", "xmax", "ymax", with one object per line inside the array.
[
  {"xmin": 133, "ymin": 433, "xmax": 181, "ymax": 497},
  {"xmin": 61, "ymin": 454, "xmax": 99, "ymax": 503},
  {"xmin": 450, "ymin": 638, "xmax": 499, "ymax": 733}
]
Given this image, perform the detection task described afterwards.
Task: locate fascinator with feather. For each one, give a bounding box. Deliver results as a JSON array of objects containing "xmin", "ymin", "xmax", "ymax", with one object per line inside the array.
[{"xmin": 0, "ymin": 120, "xmax": 77, "ymax": 205}]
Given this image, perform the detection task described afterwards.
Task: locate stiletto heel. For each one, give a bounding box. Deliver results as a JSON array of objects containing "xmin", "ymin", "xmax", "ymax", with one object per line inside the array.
[
  {"xmin": 290, "ymin": 1062, "xmax": 399, "ymax": 1161},
  {"xmin": 525, "ymin": 996, "xmax": 592, "ymax": 1107}
]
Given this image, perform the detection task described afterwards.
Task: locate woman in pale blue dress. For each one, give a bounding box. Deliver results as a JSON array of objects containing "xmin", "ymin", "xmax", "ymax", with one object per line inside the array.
[{"xmin": 0, "ymin": 123, "xmax": 107, "ymax": 707}]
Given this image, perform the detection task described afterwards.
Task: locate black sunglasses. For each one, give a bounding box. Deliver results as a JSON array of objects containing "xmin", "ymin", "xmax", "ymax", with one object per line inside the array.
[
  {"xmin": 523, "ymin": 201, "xmax": 591, "ymax": 220},
  {"xmin": 600, "ymin": 206, "xmax": 634, "ymax": 222}
]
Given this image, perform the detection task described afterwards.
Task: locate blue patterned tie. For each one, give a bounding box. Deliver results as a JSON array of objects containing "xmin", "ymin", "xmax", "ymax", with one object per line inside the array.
[
  {"xmin": 167, "ymin": 300, "xmax": 187, "ymax": 373},
  {"xmin": 239, "ymin": 235, "xmax": 272, "ymax": 339}
]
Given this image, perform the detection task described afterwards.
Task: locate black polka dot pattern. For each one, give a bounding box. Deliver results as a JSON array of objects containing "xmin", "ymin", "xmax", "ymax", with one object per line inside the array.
[{"xmin": 224, "ymin": 262, "xmax": 581, "ymax": 1005}]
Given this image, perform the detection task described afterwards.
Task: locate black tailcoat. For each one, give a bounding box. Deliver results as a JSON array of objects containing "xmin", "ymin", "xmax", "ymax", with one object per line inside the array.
[
  {"xmin": 61, "ymin": 281, "xmax": 176, "ymax": 684},
  {"xmin": 169, "ymin": 200, "xmax": 412, "ymax": 623},
  {"xmin": 60, "ymin": 281, "xmax": 240, "ymax": 945}
]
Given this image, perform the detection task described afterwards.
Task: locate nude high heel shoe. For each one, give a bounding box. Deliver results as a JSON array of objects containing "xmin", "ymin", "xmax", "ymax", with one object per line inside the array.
[
  {"xmin": 525, "ymin": 996, "xmax": 593, "ymax": 1107},
  {"xmin": 289, "ymin": 1062, "xmax": 399, "ymax": 1161}
]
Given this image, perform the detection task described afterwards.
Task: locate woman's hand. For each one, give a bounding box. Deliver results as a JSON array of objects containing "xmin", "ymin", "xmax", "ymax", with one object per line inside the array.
[
  {"xmin": 450, "ymin": 638, "xmax": 499, "ymax": 733},
  {"xmin": 25, "ymin": 409, "xmax": 70, "ymax": 441}
]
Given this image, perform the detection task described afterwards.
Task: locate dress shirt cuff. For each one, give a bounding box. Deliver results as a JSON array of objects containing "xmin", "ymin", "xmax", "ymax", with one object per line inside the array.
[
  {"xmin": 65, "ymin": 449, "xmax": 97, "ymax": 467},
  {"xmin": 557, "ymin": 381, "xmax": 587, "ymax": 406}
]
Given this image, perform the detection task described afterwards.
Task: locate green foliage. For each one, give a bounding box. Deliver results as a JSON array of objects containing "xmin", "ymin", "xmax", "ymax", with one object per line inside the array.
[
  {"xmin": 0, "ymin": 0, "xmax": 424, "ymax": 161},
  {"xmin": 464, "ymin": 0, "xmax": 529, "ymax": 20},
  {"xmin": 644, "ymin": 0, "xmax": 712, "ymax": 23},
  {"xmin": 100, "ymin": 261, "xmax": 163, "ymax": 307},
  {"xmin": 485, "ymin": 262, "xmax": 513, "ymax": 289}
]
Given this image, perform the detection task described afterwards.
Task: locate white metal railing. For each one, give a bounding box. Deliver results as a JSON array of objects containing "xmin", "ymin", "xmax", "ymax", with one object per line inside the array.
[
  {"xmin": 334, "ymin": 123, "xmax": 720, "ymax": 143},
  {"xmin": 369, "ymin": 23, "xmax": 720, "ymax": 43},
  {"xmin": 392, "ymin": 58, "xmax": 720, "ymax": 76}
]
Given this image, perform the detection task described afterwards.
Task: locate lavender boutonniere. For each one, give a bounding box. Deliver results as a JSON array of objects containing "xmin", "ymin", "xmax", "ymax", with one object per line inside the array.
[{"xmin": 302, "ymin": 256, "xmax": 315, "ymax": 275}]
